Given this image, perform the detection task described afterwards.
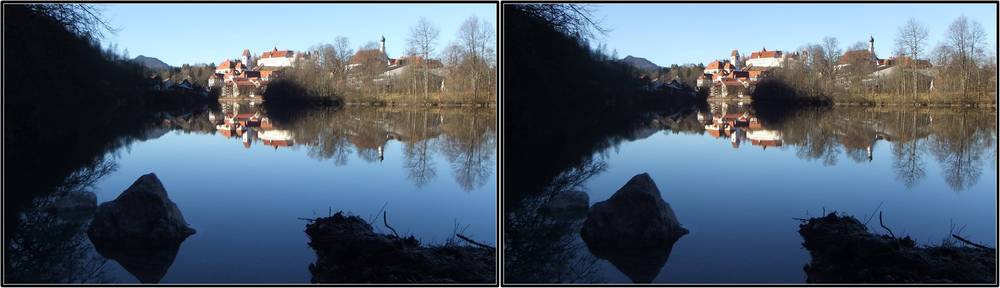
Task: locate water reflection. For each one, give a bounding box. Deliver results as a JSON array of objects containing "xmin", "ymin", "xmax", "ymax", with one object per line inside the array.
[
  {"xmin": 5, "ymin": 99, "xmax": 495, "ymax": 283},
  {"xmin": 692, "ymin": 102, "xmax": 996, "ymax": 192},
  {"xmin": 505, "ymin": 100, "xmax": 995, "ymax": 283},
  {"xmin": 204, "ymin": 101, "xmax": 496, "ymax": 191},
  {"xmin": 89, "ymin": 241, "xmax": 184, "ymax": 284},
  {"xmin": 212, "ymin": 102, "xmax": 294, "ymax": 150},
  {"xmin": 5, "ymin": 160, "xmax": 115, "ymax": 284},
  {"xmin": 504, "ymin": 158, "xmax": 605, "ymax": 283}
]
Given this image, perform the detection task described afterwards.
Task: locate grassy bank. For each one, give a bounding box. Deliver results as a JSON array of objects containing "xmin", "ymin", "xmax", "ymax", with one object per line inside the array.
[{"xmin": 343, "ymin": 92, "xmax": 496, "ymax": 107}]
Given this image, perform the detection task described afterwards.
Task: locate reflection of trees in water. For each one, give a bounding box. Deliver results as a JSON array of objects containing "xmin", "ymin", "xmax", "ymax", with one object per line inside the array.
[
  {"xmin": 770, "ymin": 107, "xmax": 995, "ymax": 192},
  {"xmin": 266, "ymin": 106, "xmax": 495, "ymax": 190},
  {"xmin": 6, "ymin": 196, "xmax": 110, "ymax": 283},
  {"xmin": 504, "ymin": 157, "xmax": 605, "ymax": 284},
  {"xmin": 892, "ymin": 140, "xmax": 926, "ymax": 188},
  {"xmin": 926, "ymin": 110, "xmax": 994, "ymax": 192},
  {"xmin": 5, "ymin": 106, "xmax": 218, "ymax": 283},
  {"xmin": 440, "ymin": 110, "xmax": 497, "ymax": 192},
  {"xmin": 404, "ymin": 139, "xmax": 437, "ymax": 188},
  {"xmin": 5, "ymin": 157, "xmax": 116, "ymax": 283}
]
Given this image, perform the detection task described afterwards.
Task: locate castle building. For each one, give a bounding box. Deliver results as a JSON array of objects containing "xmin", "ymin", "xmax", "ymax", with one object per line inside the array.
[
  {"xmin": 258, "ymin": 47, "xmax": 297, "ymax": 68},
  {"xmin": 745, "ymin": 47, "xmax": 785, "ymax": 68}
]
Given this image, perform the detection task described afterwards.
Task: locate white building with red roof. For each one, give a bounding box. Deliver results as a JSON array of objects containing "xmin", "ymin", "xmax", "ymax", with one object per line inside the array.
[
  {"xmin": 705, "ymin": 60, "xmax": 736, "ymax": 75},
  {"xmin": 745, "ymin": 47, "xmax": 785, "ymax": 68},
  {"xmin": 258, "ymin": 47, "xmax": 297, "ymax": 68}
]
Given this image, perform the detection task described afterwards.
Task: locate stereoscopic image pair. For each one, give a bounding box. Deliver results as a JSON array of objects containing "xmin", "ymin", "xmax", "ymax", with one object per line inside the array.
[{"xmin": 3, "ymin": 2, "xmax": 997, "ymax": 286}]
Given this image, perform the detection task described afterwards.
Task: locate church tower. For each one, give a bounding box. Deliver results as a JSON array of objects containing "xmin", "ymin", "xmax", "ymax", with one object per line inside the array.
[
  {"xmin": 379, "ymin": 36, "xmax": 386, "ymax": 54},
  {"xmin": 730, "ymin": 49, "xmax": 741, "ymax": 71},
  {"xmin": 868, "ymin": 36, "xmax": 876, "ymax": 59},
  {"xmin": 241, "ymin": 49, "xmax": 252, "ymax": 68}
]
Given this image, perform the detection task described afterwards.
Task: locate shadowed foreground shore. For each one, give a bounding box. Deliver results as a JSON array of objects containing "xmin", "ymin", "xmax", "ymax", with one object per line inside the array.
[{"xmin": 799, "ymin": 213, "xmax": 995, "ymax": 283}]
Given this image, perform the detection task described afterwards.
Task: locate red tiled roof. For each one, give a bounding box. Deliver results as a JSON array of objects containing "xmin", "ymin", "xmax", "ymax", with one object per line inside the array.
[
  {"xmin": 233, "ymin": 80, "xmax": 255, "ymax": 87},
  {"xmin": 706, "ymin": 60, "xmax": 725, "ymax": 70},
  {"xmin": 242, "ymin": 49, "xmax": 251, "ymax": 56},
  {"xmin": 721, "ymin": 80, "xmax": 743, "ymax": 88},
  {"xmin": 750, "ymin": 50, "xmax": 781, "ymax": 59},
  {"xmin": 886, "ymin": 56, "xmax": 932, "ymax": 68},
  {"xmin": 350, "ymin": 49, "xmax": 388, "ymax": 65},
  {"xmin": 261, "ymin": 48, "xmax": 294, "ymax": 58},
  {"xmin": 218, "ymin": 59, "xmax": 235, "ymax": 70},
  {"xmin": 838, "ymin": 50, "xmax": 875, "ymax": 65}
]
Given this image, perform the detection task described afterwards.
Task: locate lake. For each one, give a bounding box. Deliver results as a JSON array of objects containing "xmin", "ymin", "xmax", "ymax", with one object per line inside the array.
[
  {"xmin": 504, "ymin": 101, "xmax": 996, "ymax": 284},
  {"xmin": 5, "ymin": 102, "xmax": 497, "ymax": 283}
]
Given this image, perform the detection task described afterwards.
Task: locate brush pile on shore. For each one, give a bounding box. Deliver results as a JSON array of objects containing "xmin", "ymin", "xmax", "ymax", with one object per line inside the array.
[
  {"xmin": 798, "ymin": 213, "xmax": 995, "ymax": 283},
  {"xmin": 305, "ymin": 212, "xmax": 495, "ymax": 284}
]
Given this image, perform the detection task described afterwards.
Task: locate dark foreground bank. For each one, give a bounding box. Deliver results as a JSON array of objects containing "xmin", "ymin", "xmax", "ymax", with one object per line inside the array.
[
  {"xmin": 799, "ymin": 213, "xmax": 996, "ymax": 283},
  {"xmin": 305, "ymin": 212, "xmax": 496, "ymax": 284}
]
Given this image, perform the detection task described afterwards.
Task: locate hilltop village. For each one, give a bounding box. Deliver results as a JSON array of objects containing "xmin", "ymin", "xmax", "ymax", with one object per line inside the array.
[
  {"xmin": 209, "ymin": 37, "xmax": 443, "ymax": 99},
  {"xmin": 697, "ymin": 36, "xmax": 932, "ymax": 99}
]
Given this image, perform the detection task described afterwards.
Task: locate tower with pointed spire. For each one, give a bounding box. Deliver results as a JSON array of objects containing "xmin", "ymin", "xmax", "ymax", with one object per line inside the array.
[
  {"xmin": 730, "ymin": 49, "xmax": 741, "ymax": 71},
  {"xmin": 868, "ymin": 36, "xmax": 875, "ymax": 60},
  {"xmin": 379, "ymin": 36, "xmax": 386, "ymax": 54},
  {"xmin": 241, "ymin": 49, "xmax": 252, "ymax": 68}
]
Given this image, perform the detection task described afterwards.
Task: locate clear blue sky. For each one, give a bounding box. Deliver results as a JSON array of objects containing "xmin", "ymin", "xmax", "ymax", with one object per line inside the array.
[
  {"xmin": 594, "ymin": 3, "xmax": 997, "ymax": 66},
  {"xmin": 98, "ymin": 3, "xmax": 496, "ymax": 66}
]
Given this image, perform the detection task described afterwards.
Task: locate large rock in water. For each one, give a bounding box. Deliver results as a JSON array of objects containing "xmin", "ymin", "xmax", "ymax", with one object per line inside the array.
[
  {"xmin": 580, "ymin": 173, "xmax": 688, "ymax": 283},
  {"xmin": 88, "ymin": 173, "xmax": 195, "ymax": 244},
  {"xmin": 87, "ymin": 173, "xmax": 195, "ymax": 283}
]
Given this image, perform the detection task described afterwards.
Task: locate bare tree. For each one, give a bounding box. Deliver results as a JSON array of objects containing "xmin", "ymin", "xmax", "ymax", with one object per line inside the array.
[
  {"xmin": 944, "ymin": 15, "xmax": 988, "ymax": 97},
  {"xmin": 457, "ymin": 15, "xmax": 496, "ymax": 99},
  {"xmin": 515, "ymin": 4, "xmax": 607, "ymax": 41},
  {"xmin": 25, "ymin": 3, "xmax": 117, "ymax": 40},
  {"xmin": 823, "ymin": 36, "xmax": 843, "ymax": 65},
  {"xmin": 895, "ymin": 18, "xmax": 929, "ymax": 100},
  {"xmin": 408, "ymin": 18, "xmax": 441, "ymax": 99}
]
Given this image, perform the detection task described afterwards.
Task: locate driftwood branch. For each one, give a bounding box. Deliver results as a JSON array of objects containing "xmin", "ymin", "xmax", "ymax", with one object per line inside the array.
[
  {"xmin": 456, "ymin": 234, "xmax": 492, "ymax": 249},
  {"xmin": 383, "ymin": 210, "xmax": 400, "ymax": 238},
  {"xmin": 863, "ymin": 201, "xmax": 884, "ymax": 226},
  {"xmin": 952, "ymin": 234, "xmax": 992, "ymax": 250},
  {"xmin": 879, "ymin": 211, "xmax": 896, "ymax": 239}
]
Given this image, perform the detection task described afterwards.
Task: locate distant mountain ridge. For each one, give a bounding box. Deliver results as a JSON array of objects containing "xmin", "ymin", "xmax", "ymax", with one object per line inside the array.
[
  {"xmin": 133, "ymin": 55, "xmax": 172, "ymax": 71},
  {"xmin": 620, "ymin": 55, "xmax": 660, "ymax": 71}
]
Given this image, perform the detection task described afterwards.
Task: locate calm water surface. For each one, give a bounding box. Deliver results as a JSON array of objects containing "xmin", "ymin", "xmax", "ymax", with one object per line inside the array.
[
  {"xmin": 506, "ymin": 102, "xmax": 996, "ymax": 284},
  {"xmin": 8, "ymin": 102, "xmax": 496, "ymax": 283}
]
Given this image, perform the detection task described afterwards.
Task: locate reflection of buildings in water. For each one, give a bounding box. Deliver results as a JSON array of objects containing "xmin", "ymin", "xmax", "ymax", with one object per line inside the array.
[
  {"xmin": 212, "ymin": 102, "xmax": 295, "ymax": 150},
  {"xmin": 703, "ymin": 107, "xmax": 784, "ymax": 150},
  {"xmin": 259, "ymin": 129, "xmax": 294, "ymax": 149},
  {"xmin": 205, "ymin": 105, "xmax": 496, "ymax": 190},
  {"xmin": 747, "ymin": 129, "xmax": 782, "ymax": 149}
]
